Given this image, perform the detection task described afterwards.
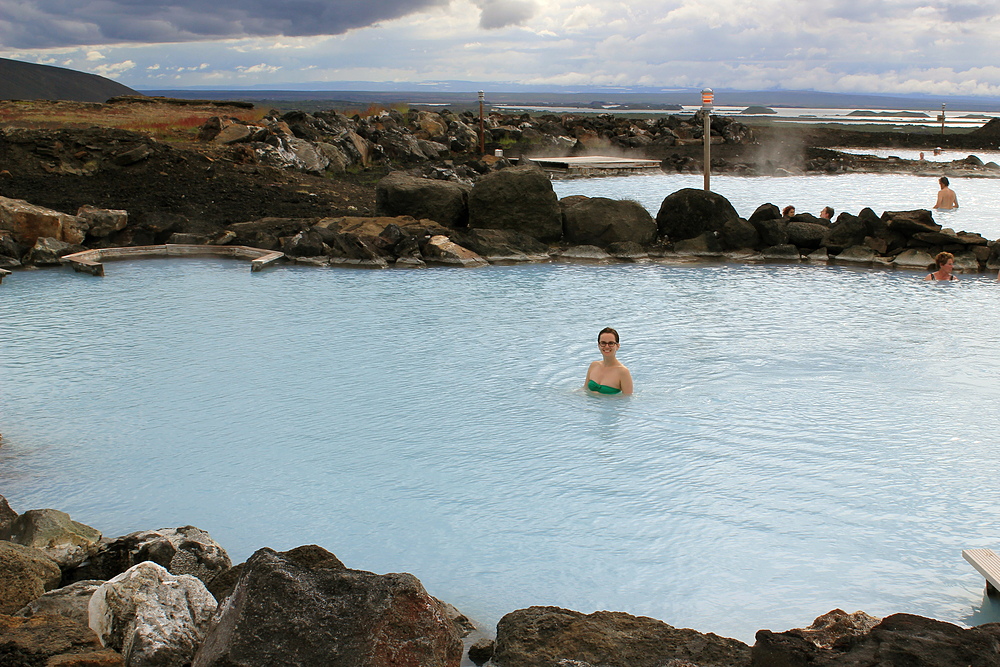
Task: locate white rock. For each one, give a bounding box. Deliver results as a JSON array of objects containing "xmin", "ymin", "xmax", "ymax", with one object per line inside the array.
[{"xmin": 90, "ymin": 561, "xmax": 217, "ymax": 667}]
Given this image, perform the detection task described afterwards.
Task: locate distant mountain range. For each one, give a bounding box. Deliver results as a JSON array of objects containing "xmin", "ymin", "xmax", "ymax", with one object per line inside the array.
[
  {"xmin": 0, "ymin": 55, "xmax": 997, "ymax": 113},
  {"xmin": 0, "ymin": 58, "xmax": 137, "ymax": 103},
  {"xmin": 142, "ymin": 83, "xmax": 1000, "ymax": 112}
]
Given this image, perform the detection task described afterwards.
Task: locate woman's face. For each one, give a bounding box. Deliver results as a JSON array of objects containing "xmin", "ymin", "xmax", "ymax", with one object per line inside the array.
[
  {"xmin": 942, "ymin": 258, "xmax": 954, "ymax": 271},
  {"xmin": 598, "ymin": 335, "xmax": 619, "ymax": 354}
]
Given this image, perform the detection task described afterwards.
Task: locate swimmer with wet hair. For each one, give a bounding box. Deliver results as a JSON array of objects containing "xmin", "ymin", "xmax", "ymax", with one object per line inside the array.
[
  {"xmin": 585, "ymin": 327, "xmax": 633, "ymax": 395},
  {"xmin": 934, "ymin": 177, "xmax": 958, "ymax": 209},
  {"xmin": 925, "ymin": 251, "xmax": 957, "ymax": 281},
  {"xmin": 820, "ymin": 206, "xmax": 834, "ymax": 220}
]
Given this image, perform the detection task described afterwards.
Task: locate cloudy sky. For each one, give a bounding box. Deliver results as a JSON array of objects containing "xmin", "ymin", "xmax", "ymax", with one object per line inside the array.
[{"xmin": 1, "ymin": 0, "xmax": 999, "ymax": 96}]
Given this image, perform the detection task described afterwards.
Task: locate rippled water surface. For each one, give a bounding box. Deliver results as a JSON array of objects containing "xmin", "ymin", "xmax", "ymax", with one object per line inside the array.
[{"xmin": 2, "ymin": 258, "xmax": 999, "ymax": 642}]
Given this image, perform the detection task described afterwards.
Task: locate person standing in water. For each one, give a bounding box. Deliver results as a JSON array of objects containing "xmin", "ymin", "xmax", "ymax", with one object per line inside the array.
[
  {"xmin": 925, "ymin": 251, "xmax": 957, "ymax": 281},
  {"xmin": 585, "ymin": 327, "xmax": 633, "ymax": 395},
  {"xmin": 934, "ymin": 176, "xmax": 959, "ymax": 209}
]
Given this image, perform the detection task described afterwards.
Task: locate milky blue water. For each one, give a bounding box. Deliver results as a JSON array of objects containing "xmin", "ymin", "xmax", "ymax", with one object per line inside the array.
[
  {"xmin": 551, "ymin": 171, "xmax": 1000, "ymax": 241},
  {"xmin": 2, "ymin": 256, "xmax": 999, "ymax": 643}
]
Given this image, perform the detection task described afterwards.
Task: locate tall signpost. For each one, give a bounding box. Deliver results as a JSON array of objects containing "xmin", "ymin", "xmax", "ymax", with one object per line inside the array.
[
  {"xmin": 939, "ymin": 103, "xmax": 946, "ymax": 135},
  {"xmin": 479, "ymin": 91, "xmax": 485, "ymax": 154},
  {"xmin": 702, "ymin": 88, "xmax": 713, "ymax": 191}
]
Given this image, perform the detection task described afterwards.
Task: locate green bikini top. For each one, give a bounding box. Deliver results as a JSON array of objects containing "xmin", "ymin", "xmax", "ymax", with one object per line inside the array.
[{"xmin": 588, "ymin": 379, "xmax": 622, "ymax": 395}]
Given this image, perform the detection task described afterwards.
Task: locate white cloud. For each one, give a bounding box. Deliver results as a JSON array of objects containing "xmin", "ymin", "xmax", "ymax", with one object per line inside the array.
[
  {"xmin": 90, "ymin": 60, "xmax": 135, "ymax": 77},
  {"xmin": 86, "ymin": 50, "xmax": 105, "ymax": 60}
]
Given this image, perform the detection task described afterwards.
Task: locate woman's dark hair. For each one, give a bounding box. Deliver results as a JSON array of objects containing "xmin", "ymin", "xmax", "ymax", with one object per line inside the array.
[{"xmin": 598, "ymin": 327, "xmax": 619, "ymax": 344}]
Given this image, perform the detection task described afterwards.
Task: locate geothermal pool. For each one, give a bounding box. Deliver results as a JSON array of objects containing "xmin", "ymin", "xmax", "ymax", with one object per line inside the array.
[
  {"xmin": 551, "ymin": 171, "xmax": 1000, "ymax": 241},
  {"xmin": 2, "ymin": 256, "xmax": 999, "ymax": 643}
]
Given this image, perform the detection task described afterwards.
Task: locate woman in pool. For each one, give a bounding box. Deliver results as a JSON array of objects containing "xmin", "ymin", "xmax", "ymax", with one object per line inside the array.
[
  {"xmin": 925, "ymin": 251, "xmax": 957, "ymax": 281},
  {"xmin": 585, "ymin": 327, "xmax": 634, "ymax": 395}
]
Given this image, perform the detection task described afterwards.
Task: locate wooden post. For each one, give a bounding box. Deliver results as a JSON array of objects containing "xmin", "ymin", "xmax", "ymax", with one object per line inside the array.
[
  {"xmin": 940, "ymin": 103, "xmax": 946, "ymax": 135},
  {"xmin": 702, "ymin": 88, "xmax": 713, "ymax": 191},
  {"xmin": 479, "ymin": 90, "xmax": 485, "ymax": 154}
]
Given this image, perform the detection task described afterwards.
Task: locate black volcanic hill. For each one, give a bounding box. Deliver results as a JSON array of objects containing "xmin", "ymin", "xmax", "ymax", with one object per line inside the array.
[{"xmin": 0, "ymin": 58, "xmax": 139, "ymax": 103}]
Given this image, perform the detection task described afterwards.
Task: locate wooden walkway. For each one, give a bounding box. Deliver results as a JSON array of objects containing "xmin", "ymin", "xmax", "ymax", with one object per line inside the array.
[
  {"xmin": 60, "ymin": 244, "xmax": 284, "ymax": 276},
  {"xmin": 520, "ymin": 155, "xmax": 663, "ymax": 178},
  {"xmin": 963, "ymin": 548, "xmax": 1000, "ymax": 596}
]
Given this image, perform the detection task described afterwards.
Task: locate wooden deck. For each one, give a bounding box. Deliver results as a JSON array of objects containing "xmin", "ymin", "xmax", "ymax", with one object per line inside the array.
[
  {"xmin": 519, "ymin": 155, "xmax": 663, "ymax": 178},
  {"xmin": 963, "ymin": 548, "xmax": 1000, "ymax": 596},
  {"xmin": 60, "ymin": 244, "xmax": 284, "ymax": 276}
]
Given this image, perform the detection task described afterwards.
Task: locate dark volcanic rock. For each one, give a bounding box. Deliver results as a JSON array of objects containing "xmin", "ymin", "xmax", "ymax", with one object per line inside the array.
[
  {"xmin": 62, "ymin": 526, "xmax": 231, "ymax": 589},
  {"xmin": 722, "ymin": 218, "xmax": 760, "ymax": 249},
  {"xmin": 492, "ymin": 606, "xmax": 750, "ymax": 667},
  {"xmin": 883, "ymin": 209, "xmax": 941, "ymax": 236},
  {"xmin": 747, "ymin": 203, "xmax": 781, "ymax": 225},
  {"xmin": 561, "ymin": 196, "xmax": 657, "ymax": 247},
  {"xmin": 468, "ymin": 165, "xmax": 562, "ymax": 242},
  {"xmin": 751, "ymin": 612, "xmax": 1000, "ymax": 667},
  {"xmin": 192, "ymin": 545, "xmax": 462, "ymax": 667},
  {"xmin": 752, "ymin": 217, "xmax": 789, "ymax": 247},
  {"xmin": 375, "ymin": 172, "xmax": 470, "ymax": 228},
  {"xmin": 787, "ymin": 221, "xmax": 829, "ymax": 250},
  {"xmin": 656, "ymin": 188, "xmax": 740, "ymax": 241},
  {"xmin": 821, "ymin": 214, "xmax": 868, "ymax": 253}
]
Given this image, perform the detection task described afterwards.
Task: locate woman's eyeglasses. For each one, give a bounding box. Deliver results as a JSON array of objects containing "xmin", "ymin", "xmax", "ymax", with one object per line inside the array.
[{"xmin": 599, "ymin": 341, "xmax": 618, "ymax": 347}]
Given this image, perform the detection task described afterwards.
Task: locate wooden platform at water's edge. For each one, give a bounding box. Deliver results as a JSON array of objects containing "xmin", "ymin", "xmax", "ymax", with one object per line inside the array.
[
  {"xmin": 60, "ymin": 244, "xmax": 284, "ymax": 276},
  {"xmin": 518, "ymin": 155, "xmax": 663, "ymax": 178},
  {"xmin": 963, "ymin": 548, "xmax": 1000, "ymax": 597}
]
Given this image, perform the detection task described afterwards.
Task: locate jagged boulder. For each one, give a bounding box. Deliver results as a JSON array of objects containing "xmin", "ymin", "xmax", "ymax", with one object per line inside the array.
[
  {"xmin": 191, "ymin": 545, "xmax": 463, "ymax": 667},
  {"xmin": 0, "ymin": 196, "xmax": 89, "ymax": 245},
  {"xmin": 375, "ymin": 172, "xmax": 470, "ymax": 228},
  {"xmin": 656, "ymin": 188, "xmax": 740, "ymax": 241},
  {"xmin": 227, "ymin": 217, "xmax": 319, "ymax": 250},
  {"xmin": 722, "ymin": 218, "xmax": 760, "ymax": 249},
  {"xmin": 0, "ymin": 494, "xmax": 17, "ymax": 538},
  {"xmin": 561, "ymin": 196, "xmax": 657, "ymax": 247},
  {"xmin": 16, "ymin": 580, "xmax": 105, "ymax": 628},
  {"xmin": 468, "ymin": 165, "xmax": 562, "ymax": 242},
  {"xmin": 26, "ymin": 237, "xmax": 82, "ymax": 265},
  {"xmin": 748, "ymin": 203, "xmax": 781, "ymax": 225},
  {"xmin": 492, "ymin": 606, "xmax": 750, "ymax": 667},
  {"xmin": 451, "ymin": 228, "xmax": 549, "ymax": 262},
  {"xmin": 90, "ymin": 561, "xmax": 217, "ymax": 667},
  {"xmin": 423, "ymin": 235, "xmax": 488, "ymax": 267},
  {"xmin": 0, "ymin": 613, "xmax": 124, "ymax": 665},
  {"xmin": 752, "ymin": 613, "xmax": 1000, "ymax": 667},
  {"xmin": 5, "ymin": 509, "xmax": 102, "ymax": 569},
  {"xmin": 63, "ymin": 526, "xmax": 231, "ymax": 589},
  {"xmin": 787, "ymin": 221, "xmax": 829, "ymax": 250},
  {"xmin": 281, "ymin": 229, "xmax": 327, "ymax": 257},
  {"xmin": 883, "ymin": 209, "xmax": 940, "ymax": 236},
  {"xmin": 821, "ymin": 214, "xmax": 868, "ymax": 253},
  {"xmin": 0, "ymin": 541, "xmax": 62, "ymax": 614},
  {"xmin": 752, "ymin": 218, "xmax": 789, "ymax": 247},
  {"xmin": 78, "ymin": 205, "xmax": 128, "ymax": 238},
  {"xmin": 893, "ymin": 248, "xmax": 936, "ymax": 269}
]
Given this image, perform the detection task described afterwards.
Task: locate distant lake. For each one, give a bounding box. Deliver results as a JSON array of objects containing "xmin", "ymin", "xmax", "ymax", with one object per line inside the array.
[{"xmin": 2, "ymin": 257, "xmax": 999, "ymax": 644}]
